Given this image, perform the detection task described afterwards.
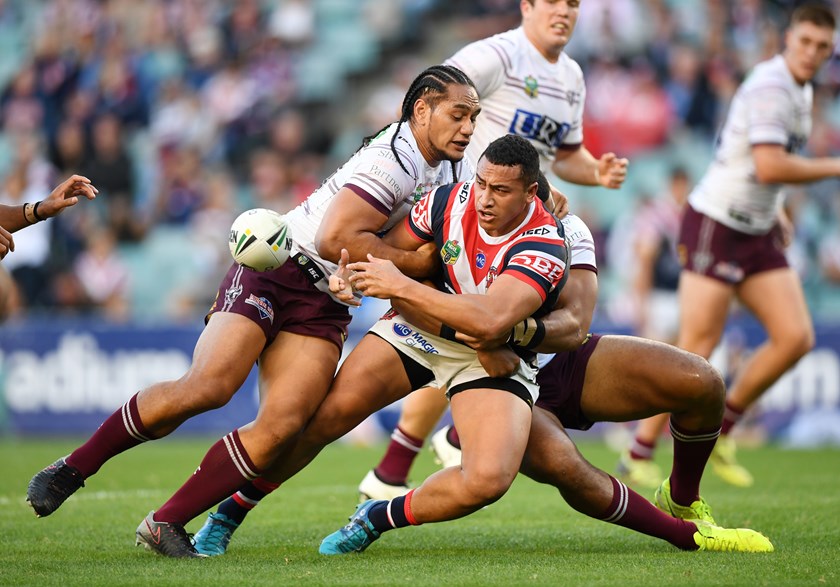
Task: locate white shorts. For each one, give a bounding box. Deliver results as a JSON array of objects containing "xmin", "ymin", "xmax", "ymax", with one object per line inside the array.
[{"xmin": 369, "ymin": 312, "xmax": 539, "ymax": 406}]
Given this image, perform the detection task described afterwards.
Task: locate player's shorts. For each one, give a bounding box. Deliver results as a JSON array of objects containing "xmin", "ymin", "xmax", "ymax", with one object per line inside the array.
[
  {"xmin": 678, "ymin": 205, "xmax": 788, "ymax": 284},
  {"xmin": 534, "ymin": 334, "xmax": 602, "ymax": 430},
  {"xmin": 369, "ymin": 310, "xmax": 539, "ymax": 407},
  {"xmin": 206, "ymin": 261, "xmax": 351, "ymax": 351}
]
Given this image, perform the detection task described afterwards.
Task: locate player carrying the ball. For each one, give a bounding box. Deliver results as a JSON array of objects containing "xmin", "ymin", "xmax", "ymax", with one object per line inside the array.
[{"xmin": 26, "ymin": 65, "xmax": 482, "ymax": 558}]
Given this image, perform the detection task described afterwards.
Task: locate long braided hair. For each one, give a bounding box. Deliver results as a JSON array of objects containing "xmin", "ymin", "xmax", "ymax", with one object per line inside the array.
[{"xmin": 360, "ymin": 64, "xmax": 476, "ymax": 183}]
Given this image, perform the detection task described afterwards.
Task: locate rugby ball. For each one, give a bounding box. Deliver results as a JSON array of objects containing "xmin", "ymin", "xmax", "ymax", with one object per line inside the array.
[{"xmin": 229, "ymin": 208, "xmax": 293, "ymax": 272}]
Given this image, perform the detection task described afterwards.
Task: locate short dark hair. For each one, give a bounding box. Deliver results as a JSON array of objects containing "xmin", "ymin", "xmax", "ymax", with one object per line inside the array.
[
  {"xmin": 790, "ymin": 3, "xmax": 836, "ymax": 30},
  {"xmin": 480, "ymin": 134, "xmax": 541, "ymax": 190}
]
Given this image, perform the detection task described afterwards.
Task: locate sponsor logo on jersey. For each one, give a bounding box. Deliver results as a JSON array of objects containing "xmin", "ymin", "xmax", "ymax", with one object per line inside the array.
[
  {"xmin": 475, "ymin": 251, "xmax": 486, "ymax": 269},
  {"xmin": 245, "ymin": 294, "xmax": 275, "ymax": 323},
  {"xmin": 692, "ymin": 250, "xmax": 713, "ymax": 274},
  {"xmin": 457, "ymin": 182, "xmax": 470, "ymax": 204},
  {"xmin": 509, "ymin": 109, "xmax": 571, "ymax": 149},
  {"xmin": 509, "ymin": 254, "xmax": 566, "ymax": 283},
  {"xmin": 441, "ymin": 240, "xmax": 462, "ymax": 265},
  {"xmin": 524, "ymin": 75, "xmax": 539, "ymax": 98},
  {"xmin": 392, "ymin": 322, "xmax": 440, "ymax": 354}
]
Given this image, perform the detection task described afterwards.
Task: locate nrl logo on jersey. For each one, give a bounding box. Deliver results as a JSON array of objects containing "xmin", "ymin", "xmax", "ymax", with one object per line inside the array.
[
  {"xmin": 524, "ymin": 75, "xmax": 539, "ymax": 98},
  {"xmin": 441, "ymin": 239, "xmax": 462, "ymax": 265}
]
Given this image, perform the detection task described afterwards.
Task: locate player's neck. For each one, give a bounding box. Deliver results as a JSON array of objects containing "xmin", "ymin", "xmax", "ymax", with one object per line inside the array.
[{"xmin": 524, "ymin": 30, "xmax": 564, "ymax": 63}]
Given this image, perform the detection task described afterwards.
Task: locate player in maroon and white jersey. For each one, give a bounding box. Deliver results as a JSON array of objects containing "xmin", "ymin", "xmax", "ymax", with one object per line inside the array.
[
  {"xmin": 625, "ymin": 4, "xmax": 840, "ymax": 489},
  {"xmin": 25, "ymin": 65, "xmax": 482, "ymax": 558}
]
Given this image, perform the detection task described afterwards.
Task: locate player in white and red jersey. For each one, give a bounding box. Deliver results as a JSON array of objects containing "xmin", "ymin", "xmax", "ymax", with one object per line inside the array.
[
  {"xmin": 353, "ymin": 0, "xmax": 630, "ymax": 504},
  {"xmin": 26, "ymin": 65, "xmax": 482, "ymax": 558},
  {"xmin": 625, "ymin": 4, "xmax": 840, "ymax": 489}
]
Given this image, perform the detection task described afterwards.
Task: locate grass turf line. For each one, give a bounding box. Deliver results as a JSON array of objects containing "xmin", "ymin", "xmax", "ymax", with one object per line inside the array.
[{"xmin": 2, "ymin": 437, "xmax": 839, "ymax": 586}]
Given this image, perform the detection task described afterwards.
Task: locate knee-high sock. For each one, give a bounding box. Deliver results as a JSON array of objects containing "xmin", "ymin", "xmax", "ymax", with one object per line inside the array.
[
  {"xmin": 217, "ymin": 477, "xmax": 281, "ymax": 524},
  {"xmin": 598, "ymin": 476, "xmax": 698, "ymax": 550},
  {"xmin": 155, "ymin": 429, "xmax": 260, "ymax": 526},
  {"xmin": 669, "ymin": 420, "xmax": 719, "ymax": 505},
  {"xmin": 374, "ymin": 426, "xmax": 424, "ymax": 485},
  {"xmin": 66, "ymin": 393, "xmax": 153, "ymax": 478}
]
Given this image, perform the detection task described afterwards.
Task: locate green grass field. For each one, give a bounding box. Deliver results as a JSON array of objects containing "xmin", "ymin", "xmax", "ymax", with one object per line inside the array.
[{"xmin": 2, "ymin": 437, "xmax": 838, "ymax": 586}]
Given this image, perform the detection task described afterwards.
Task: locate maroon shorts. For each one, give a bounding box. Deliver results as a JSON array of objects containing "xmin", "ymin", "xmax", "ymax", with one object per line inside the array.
[
  {"xmin": 677, "ymin": 205, "xmax": 789, "ymax": 284},
  {"xmin": 206, "ymin": 261, "xmax": 351, "ymax": 351},
  {"xmin": 534, "ymin": 334, "xmax": 601, "ymax": 430}
]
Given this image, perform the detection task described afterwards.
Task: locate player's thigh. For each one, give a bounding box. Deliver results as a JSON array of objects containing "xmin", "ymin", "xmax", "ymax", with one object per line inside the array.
[
  {"xmin": 579, "ymin": 335, "xmax": 722, "ymax": 421},
  {"xmin": 399, "ymin": 385, "xmax": 449, "ymax": 434},
  {"xmin": 735, "ymin": 268, "xmax": 814, "ymax": 344},
  {"xmin": 184, "ymin": 311, "xmax": 267, "ymax": 401},
  {"xmin": 677, "ymin": 271, "xmax": 734, "ymax": 357},
  {"xmin": 451, "ymin": 388, "xmax": 531, "ymax": 478},
  {"xmin": 254, "ymin": 330, "xmax": 342, "ymax": 432},
  {"xmin": 305, "ymin": 334, "xmax": 418, "ymax": 443},
  {"xmin": 521, "ymin": 407, "xmax": 578, "ymax": 484}
]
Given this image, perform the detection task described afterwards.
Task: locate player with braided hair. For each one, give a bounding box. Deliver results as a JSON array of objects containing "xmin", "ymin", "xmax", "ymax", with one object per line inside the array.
[{"xmin": 26, "ymin": 65, "xmax": 481, "ymax": 559}]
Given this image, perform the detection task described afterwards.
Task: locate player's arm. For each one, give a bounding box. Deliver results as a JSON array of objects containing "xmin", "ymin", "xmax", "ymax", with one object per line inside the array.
[
  {"xmin": 752, "ymin": 143, "xmax": 840, "ymax": 184},
  {"xmin": 533, "ymin": 267, "xmax": 598, "ymax": 353},
  {"xmin": 0, "ymin": 174, "xmax": 97, "ymax": 235},
  {"xmin": 350, "ymin": 257, "xmax": 545, "ymax": 340},
  {"xmin": 315, "ymin": 188, "xmax": 434, "ymax": 278},
  {"xmin": 551, "ymin": 145, "xmax": 628, "ymax": 189}
]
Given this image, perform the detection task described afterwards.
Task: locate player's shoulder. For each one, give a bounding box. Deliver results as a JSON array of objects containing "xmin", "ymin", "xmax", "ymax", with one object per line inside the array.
[
  {"xmin": 557, "ymin": 52, "xmax": 584, "ymax": 81},
  {"xmin": 743, "ymin": 55, "xmax": 796, "ymax": 93},
  {"xmin": 560, "ymin": 213, "xmax": 594, "ymax": 243}
]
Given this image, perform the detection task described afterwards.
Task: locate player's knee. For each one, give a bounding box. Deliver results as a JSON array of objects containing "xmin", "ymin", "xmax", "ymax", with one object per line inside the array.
[
  {"xmin": 779, "ymin": 325, "xmax": 815, "ymax": 363},
  {"xmin": 681, "ymin": 356, "xmax": 725, "ymax": 412},
  {"xmin": 175, "ymin": 372, "xmax": 237, "ymax": 412},
  {"xmin": 461, "ymin": 464, "xmax": 517, "ymax": 506}
]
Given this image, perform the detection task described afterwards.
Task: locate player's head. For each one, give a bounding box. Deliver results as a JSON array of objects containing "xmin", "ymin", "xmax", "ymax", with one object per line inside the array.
[
  {"xmin": 783, "ymin": 3, "xmax": 836, "ymax": 83},
  {"xmin": 402, "ymin": 65, "xmax": 480, "ymax": 173},
  {"xmin": 474, "ymin": 134, "xmax": 540, "ymax": 235},
  {"xmin": 521, "ymin": 0, "xmax": 581, "ymax": 61}
]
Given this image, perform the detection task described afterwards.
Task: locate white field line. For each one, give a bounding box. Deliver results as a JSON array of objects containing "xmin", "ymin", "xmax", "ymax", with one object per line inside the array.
[{"xmin": 2, "ymin": 488, "xmax": 167, "ymax": 506}]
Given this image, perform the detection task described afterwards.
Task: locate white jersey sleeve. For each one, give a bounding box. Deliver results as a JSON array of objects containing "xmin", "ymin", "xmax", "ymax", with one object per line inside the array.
[
  {"xmin": 689, "ymin": 55, "xmax": 812, "ymax": 234},
  {"xmin": 285, "ymin": 123, "xmax": 467, "ymax": 304},
  {"xmin": 536, "ymin": 213, "xmax": 597, "ymax": 369}
]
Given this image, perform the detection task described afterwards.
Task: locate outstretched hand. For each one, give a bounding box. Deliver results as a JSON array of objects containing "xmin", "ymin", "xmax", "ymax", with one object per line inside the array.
[
  {"xmin": 597, "ymin": 153, "xmax": 629, "ymax": 189},
  {"xmin": 39, "ymin": 175, "xmax": 98, "ymax": 219},
  {"xmin": 347, "ymin": 254, "xmax": 411, "ymax": 299},
  {"xmin": 328, "ymin": 248, "xmax": 361, "ymax": 306}
]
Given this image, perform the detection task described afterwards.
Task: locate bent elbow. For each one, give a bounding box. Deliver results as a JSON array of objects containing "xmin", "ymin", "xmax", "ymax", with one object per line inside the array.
[{"xmin": 315, "ymin": 233, "xmax": 341, "ymax": 263}]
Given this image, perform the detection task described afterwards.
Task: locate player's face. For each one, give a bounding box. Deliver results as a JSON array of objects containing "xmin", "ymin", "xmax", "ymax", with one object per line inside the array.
[
  {"xmin": 784, "ymin": 21, "xmax": 835, "ymax": 84},
  {"xmin": 473, "ymin": 158, "xmax": 537, "ymax": 236},
  {"xmin": 521, "ymin": 0, "xmax": 580, "ymax": 60},
  {"xmin": 414, "ymin": 84, "xmax": 480, "ymax": 165}
]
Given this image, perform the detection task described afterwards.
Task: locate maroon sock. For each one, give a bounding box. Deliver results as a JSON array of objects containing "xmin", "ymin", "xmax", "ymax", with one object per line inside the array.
[
  {"xmin": 446, "ymin": 426, "xmax": 460, "ymax": 449},
  {"xmin": 628, "ymin": 435, "xmax": 656, "ymax": 461},
  {"xmin": 669, "ymin": 420, "xmax": 720, "ymax": 505},
  {"xmin": 720, "ymin": 400, "xmax": 745, "ymax": 435},
  {"xmin": 598, "ymin": 476, "xmax": 698, "ymax": 550},
  {"xmin": 374, "ymin": 426, "xmax": 424, "ymax": 485},
  {"xmin": 155, "ymin": 429, "xmax": 261, "ymax": 526},
  {"xmin": 66, "ymin": 393, "xmax": 153, "ymax": 478}
]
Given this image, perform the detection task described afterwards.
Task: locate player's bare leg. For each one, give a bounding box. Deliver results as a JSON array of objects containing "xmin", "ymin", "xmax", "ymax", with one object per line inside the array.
[
  {"xmin": 359, "ymin": 385, "xmax": 449, "ymax": 500},
  {"xmin": 27, "ymin": 312, "xmax": 264, "ymax": 517}
]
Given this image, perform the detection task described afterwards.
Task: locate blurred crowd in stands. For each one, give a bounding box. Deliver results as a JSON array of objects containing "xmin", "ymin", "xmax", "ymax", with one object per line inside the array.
[{"xmin": 1, "ymin": 0, "xmax": 839, "ymax": 328}]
